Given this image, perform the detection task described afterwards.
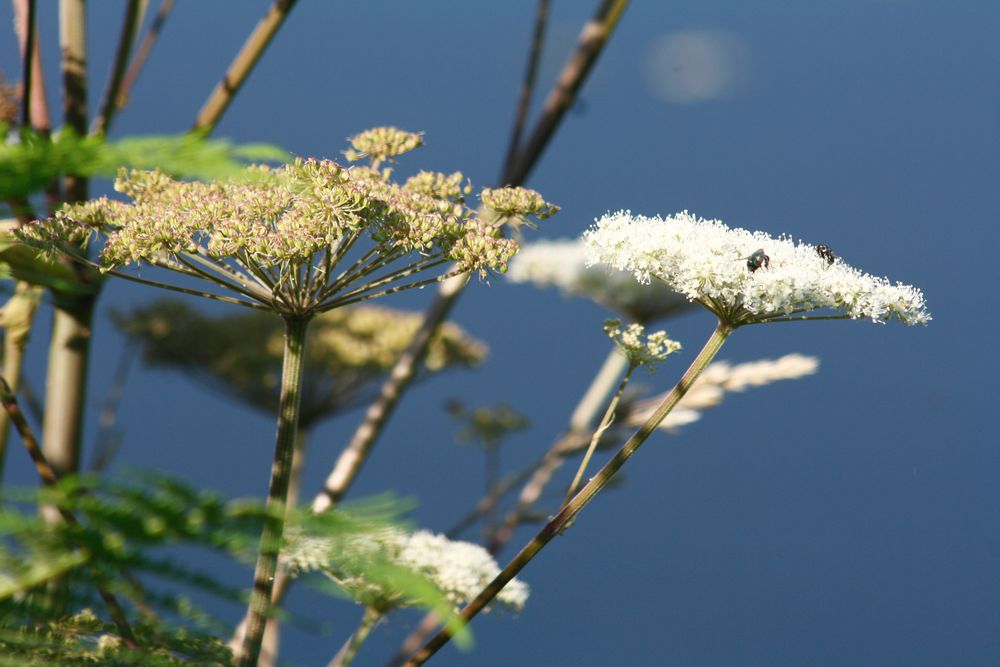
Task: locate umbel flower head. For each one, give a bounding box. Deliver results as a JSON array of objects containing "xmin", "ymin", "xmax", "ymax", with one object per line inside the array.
[
  {"xmin": 285, "ymin": 527, "xmax": 529, "ymax": 614},
  {"xmin": 507, "ymin": 237, "xmax": 693, "ymax": 322},
  {"xmin": 113, "ymin": 299, "xmax": 487, "ymax": 426},
  {"xmin": 585, "ymin": 211, "xmax": 930, "ymax": 327},
  {"xmin": 604, "ymin": 319, "xmax": 681, "ymax": 370},
  {"xmin": 18, "ymin": 129, "xmax": 557, "ymax": 317}
]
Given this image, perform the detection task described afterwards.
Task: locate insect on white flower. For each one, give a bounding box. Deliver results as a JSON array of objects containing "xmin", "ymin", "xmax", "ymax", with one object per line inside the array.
[{"xmin": 584, "ymin": 210, "xmax": 930, "ymax": 327}]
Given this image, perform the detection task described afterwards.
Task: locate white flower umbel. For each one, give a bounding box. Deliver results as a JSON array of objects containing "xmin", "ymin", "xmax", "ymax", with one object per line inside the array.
[
  {"xmin": 286, "ymin": 527, "xmax": 528, "ymax": 614},
  {"xmin": 398, "ymin": 531, "xmax": 529, "ymax": 613},
  {"xmin": 584, "ymin": 211, "xmax": 930, "ymax": 327},
  {"xmin": 403, "ymin": 210, "xmax": 932, "ymax": 666},
  {"xmin": 508, "ymin": 237, "xmax": 692, "ymax": 322}
]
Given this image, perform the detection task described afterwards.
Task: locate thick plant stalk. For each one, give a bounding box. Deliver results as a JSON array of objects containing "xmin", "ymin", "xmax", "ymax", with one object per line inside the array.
[
  {"xmin": 254, "ymin": 425, "xmax": 309, "ymax": 667},
  {"xmin": 37, "ymin": 0, "xmax": 93, "ymax": 522},
  {"xmin": 238, "ymin": 316, "xmax": 309, "ymax": 667},
  {"xmin": 40, "ymin": 295, "xmax": 95, "ymax": 523},
  {"xmin": 403, "ymin": 321, "xmax": 734, "ymax": 666}
]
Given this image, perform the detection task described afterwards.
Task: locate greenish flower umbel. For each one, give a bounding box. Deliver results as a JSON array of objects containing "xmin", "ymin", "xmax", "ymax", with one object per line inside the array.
[
  {"xmin": 15, "ymin": 128, "xmax": 556, "ymax": 666},
  {"xmin": 18, "ymin": 131, "xmax": 556, "ymax": 314},
  {"xmin": 114, "ymin": 299, "xmax": 487, "ymax": 426}
]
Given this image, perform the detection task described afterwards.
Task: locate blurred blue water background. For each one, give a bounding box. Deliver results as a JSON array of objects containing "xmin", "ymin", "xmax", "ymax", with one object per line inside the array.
[{"xmin": 2, "ymin": 2, "xmax": 997, "ymax": 665}]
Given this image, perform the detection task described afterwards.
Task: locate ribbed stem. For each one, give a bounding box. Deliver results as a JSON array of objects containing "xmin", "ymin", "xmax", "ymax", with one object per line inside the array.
[
  {"xmin": 404, "ymin": 320, "xmax": 734, "ymax": 666},
  {"xmin": 39, "ymin": 294, "xmax": 95, "ymax": 523},
  {"xmin": 238, "ymin": 316, "xmax": 309, "ymax": 667},
  {"xmin": 562, "ymin": 359, "xmax": 637, "ymax": 506},
  {"xmin": 329, "ymin": 607, "xmax": 383, "ymax": 667}
]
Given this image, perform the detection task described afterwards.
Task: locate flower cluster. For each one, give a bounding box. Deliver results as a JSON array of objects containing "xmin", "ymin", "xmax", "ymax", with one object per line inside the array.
[
  {"xmin": 481, "ymin": 187, "xmax": 560, "ymax": 239},
  {"xmin": 343, "ymin": 126, "xmax": 423, "ymax": 166},
  {"xmin": 18, "ymin": 131, "xmax": 557, "ymax": 316},
  {"xmin": 603, "ymin": 319, "xmax": 681, "ymax": 369},
  {"xmin": 113, "ymin": 299, "xmax": 486, "ymax": 425},
  {"xmin": 284, "ymin": 527, "xmax": 529, "ymax": 614},
  {"xmin": 481, "ymin": 187, "xmax": 559, "ymax": 220},
  {"xmin": 507, "ymin": 237, "xmax": 692, "ymax": 322},
  {"xmin": 585, "ymin": 211, "xmax": 930, "ymax": 326},
  {"xmin": 404, "ymin": 170, "xmax": 471, "ymax": 201}
]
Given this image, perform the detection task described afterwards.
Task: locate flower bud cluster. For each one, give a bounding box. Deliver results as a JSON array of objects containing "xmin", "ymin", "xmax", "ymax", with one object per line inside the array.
[
  {"xmin": 18, "ymin": 130, "xmax": 557, "ymax": 315},
  {"xmin": 343, "ymin": 126, "xmax": 423, "ymax": 164},
  {"xmin": 481, "ymin": 186, "xmax": 560, "ymax": 220},
  {"xmin": 404, "ymin": 170, "xmax": 471, "ymax": 201},
  {"xmin": 284, "ymin": 527, "xmax": 529, "ymax": 614},
  {"xmin": 604, "ymin": 319, "xmax": 681, "ymax": 369}
]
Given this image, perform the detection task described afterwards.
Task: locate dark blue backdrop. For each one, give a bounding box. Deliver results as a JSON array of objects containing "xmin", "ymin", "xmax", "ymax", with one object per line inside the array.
[{"xmin": 2, "ymin": 2, "xmax": 997, "ymax": 665}]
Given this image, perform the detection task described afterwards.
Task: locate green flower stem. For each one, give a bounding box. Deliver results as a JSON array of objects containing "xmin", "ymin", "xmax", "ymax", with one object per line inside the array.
[
  {"xmin": 238, "ymin": 315, "xmax": 310, "ymax": 667},
  {"xmin": 562, "ymin": 358, "xmax": 637, "ymax": 506},
  {"xmin": 253, "ymin": 424, "xmax": 310, "ymax": 667},
  {"xmin": 330, "ymin": 607, "xmax": 383, "ymax": 667},
  {"xmin": 404, "ymin": 320, "xmax": 734, "ymax": 666}
]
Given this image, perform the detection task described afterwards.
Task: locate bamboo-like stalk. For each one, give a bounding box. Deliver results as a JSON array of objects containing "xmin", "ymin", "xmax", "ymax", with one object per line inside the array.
[
  {"xmin": 36, "ymin": 1, "xmax": 94, "ymax": 524},
  {"xmin": 504, "ymin": 0, "xmax": 631, "ymax": 185},
  {"xmin": 16, "ymin": 0, "xmax": 37, "ymax": 127},
  {"xmin": 403, "ymin": 321, "xmax": 734, "ymax": 666},
  {"xmin": 191, "ymin": 0, "xmax": 299, "ymax": 134},
  {"xmin": 117, "ymin": 0, "xmax": 175, "ymax": 111},
  {"xmin": 500, "ymin": 0, "xmax": 551, "ymax": 183},
  {"xmin": 60, "ymin": 0, "xmax": 87, "ymax": 198},
  {"xmin": 237, "ymin": 316, "xmax": 310, "ymax": 667},
  {"xmin": 91, "ymin": 0, "xmax": 143, "ymax": 136}
]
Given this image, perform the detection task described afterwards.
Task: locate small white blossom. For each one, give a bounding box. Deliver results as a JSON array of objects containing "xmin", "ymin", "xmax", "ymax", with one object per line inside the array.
[
  {"xmin": 284, "ymin": 527, "xmax": 528, "ymax": 613},
  {"xmin": 584, "ymin": 211, "xmax": 930, "ymax": 326},
  {"xmin": 604, "ymin": 319, "xmax": 681, "ymax": 369},
  {"xmin": 396, "ymin": 530, "xmax": 529, "ymax": 613},
  {"xmin": 508, "ymin": 238, "xmax": 692, "ymax": 322}
]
